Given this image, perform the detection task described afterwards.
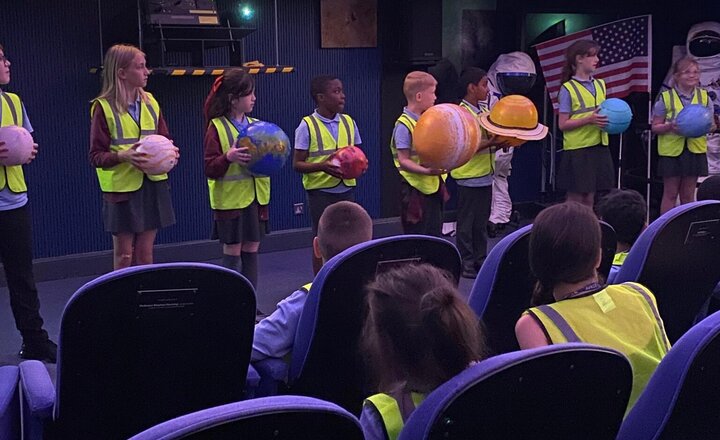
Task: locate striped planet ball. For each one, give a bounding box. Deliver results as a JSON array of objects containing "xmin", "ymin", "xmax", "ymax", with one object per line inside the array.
[{"xmin": 413, "ymin": 103, "xmax": 480, "ymax": 170}]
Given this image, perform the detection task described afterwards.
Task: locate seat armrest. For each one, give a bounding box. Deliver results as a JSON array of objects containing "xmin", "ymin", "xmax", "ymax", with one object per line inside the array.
[
  {"xmin": 252, "ymin": 358, "xmax": 289, "ymax": 397},
  {"xmin": 18, "ymin": 361, "xmax": 55, "ymax": 420}
]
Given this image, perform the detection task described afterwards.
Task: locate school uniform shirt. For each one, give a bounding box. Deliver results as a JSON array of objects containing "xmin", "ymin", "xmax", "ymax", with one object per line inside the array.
[
  {"xmin": 251, "ymin": 284, "xmax": 311, "ymax": 362},
  {"xmin": 0, "ymin": 91, "xmax": 32, "ymax": 211},
  {"xmin": 294, "ymin": 110, "xmax": 362, "ymax": 194},
  {"xmin": 89, "ymin": 97, "xmax": 172, "ymax": 203}
]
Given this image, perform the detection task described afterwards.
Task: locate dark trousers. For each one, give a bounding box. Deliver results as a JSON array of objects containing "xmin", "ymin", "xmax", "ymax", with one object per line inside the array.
[
  {"xmin": 307, "ymin": 189, "xmax": 356, "ymax": 235},
  {"xmin": 456, "ymin": 185, "xmax": 492, "ymax": 270},
  {"xmin": 400, "ymin": 182, "xmax": 443, "ymax": 237},
  {"xmin": 0, "ymin": 205, "xmax": 48, "ymax": 342}
]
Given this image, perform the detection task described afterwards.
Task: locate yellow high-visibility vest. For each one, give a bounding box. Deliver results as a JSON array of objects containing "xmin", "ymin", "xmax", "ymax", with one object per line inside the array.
[
  {"xmin": 92, "ymin": 93, "xmax": 168, "ymax": 193},
  {"xmin": 451, "ymin": 100, "xmax": 494, "ymax": 179},
  {"xmin": 562, "ymin": 78, "xmax": 609, "ymax": 150},
  {"xmin": 658, "ymin": 87, "xmax": 709, "ymax": 157},
  {"xmin": 207, "ymin": 116, "xmax": 270, "ymax": 210},
  {"xmin": 390, "ymin": 114, "xmax": 443, "ymax": 195},
  {"xmin": 365, "ymin": 392, "xmax": 426, "ymax": 440},
  {"xmin": 302, "ymin": 114, "xmax": 357, "ymax": 190},
  {"xmin": 527, "ymin": 282, "xmax": 670, "ymax": 411},
  {"xmin": 0, "ymin": 92, "xmax": 27, "ymax": 193}
]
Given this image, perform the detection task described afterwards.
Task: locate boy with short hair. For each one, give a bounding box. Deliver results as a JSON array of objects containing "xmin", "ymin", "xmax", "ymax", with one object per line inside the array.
[
  {"xmin": 596, "ymin": 189, "xmax": 647, "ymax": 283},
  {"xmin": 293, "ymin": 75, "xmax": 364, "ymax": 274},
  {"xmin": 391, "ymin": 71, "xmax": 446, "ymax": 236},
  {"xmin": 452, "ymin": 67, "xmax": 510, "ymax": 278},
  {"xmin": 251, "ymin": 201, "xmax": 372, "ymax": 361}
]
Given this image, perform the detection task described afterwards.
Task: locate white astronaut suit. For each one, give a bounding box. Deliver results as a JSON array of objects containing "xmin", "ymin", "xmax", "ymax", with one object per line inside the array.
[
  {"xmin": 485, "ymin": 52, "xmax": 537, "ymax": 225},
  {"xmin": 663, "ymin": 22, "xmax": 720, "ymax": 177}
]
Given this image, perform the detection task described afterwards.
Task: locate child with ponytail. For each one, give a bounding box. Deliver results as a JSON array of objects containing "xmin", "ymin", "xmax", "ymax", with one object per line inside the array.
[
  {"xmin": 360, "ymin": 263, "xmax": 487, "ymax": 440},
  {"xmin": 203, "ymin": 69, "xmax": 269, "ymax": 288},
  {"xmin": 515, "ymin": 202, "xmax": 670, "ymax": 410}
]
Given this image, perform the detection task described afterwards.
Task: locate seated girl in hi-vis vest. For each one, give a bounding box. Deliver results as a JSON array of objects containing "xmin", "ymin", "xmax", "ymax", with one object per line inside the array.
[
  {"xmin": 360, "ymin": 263, "xmax": 488, "ymax": 440},
  {"xmin": 515, "ymin": 202, "xmax": 670, "ymax": 411},
  {"xmin": 203, "ymin": 69, "xmax": 269, "ymax": 288},
  {"xmin": 89, "ymin": 44, "xmax": 179, "ymax": 270}
]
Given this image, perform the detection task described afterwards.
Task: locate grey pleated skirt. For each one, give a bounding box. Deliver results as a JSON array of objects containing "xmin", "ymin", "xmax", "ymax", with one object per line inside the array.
[{"xmin": 103, "ymin": 177, "xmax": 176, "ymax": 234}]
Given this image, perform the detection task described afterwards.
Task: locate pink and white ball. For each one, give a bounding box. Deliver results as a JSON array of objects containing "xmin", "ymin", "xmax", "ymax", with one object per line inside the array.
[
  {"xmin": 137, "ymin": 134, "xmax": 177, "ymax": 175},
  {"xmin": 0, "ymin": 125, "xmax": 34, "ymax": 166}
]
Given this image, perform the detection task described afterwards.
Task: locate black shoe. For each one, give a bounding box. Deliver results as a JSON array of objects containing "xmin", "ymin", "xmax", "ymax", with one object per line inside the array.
[
  {"xmin": 510, "ymin": 210, "xmax": 521, "ymax": 224},
  {"xmin": 19, "ymin": 339, "xmax": 57, "ymax": 363},
  {"xmin": 487, "ymin": 222, "xmax": 498, "ymax": 238}
]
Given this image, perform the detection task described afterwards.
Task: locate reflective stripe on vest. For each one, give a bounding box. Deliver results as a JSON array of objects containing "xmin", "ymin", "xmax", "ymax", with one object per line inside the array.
[
  {"xmin": 207, "ymin": 116, "xmax": 270, "ymax": 210},
  {"xmin": 365, "ymin": 392, "xmax": 425, "ymax": 440},
  {"xmin": 658, "ymin": 88, "xmax": 709, "ymax": 157},
  {"xmin": 451, "ymin": 101, "xmax": 494, "ymax": 179},
  {"xmin": 302, "ymin": 114, "xmax": 357, "ymax": 190},
  {"xmin": 562, "ymin": 79, "xmax": 609, "ymax": 150},
  {"xmin": 390, "ymin": 114, "xmax": 441, "ymax": 195},
  {"xmin": 92, "ymin": 94, "xmax": 167, "ymax": 193},
  {"xmin": 528, "ymin": 283, "xmax": 670, "ymax": 410},
  {"xmin": 0, "ymin": 92, "xmax": 27, "ymax": 193}
]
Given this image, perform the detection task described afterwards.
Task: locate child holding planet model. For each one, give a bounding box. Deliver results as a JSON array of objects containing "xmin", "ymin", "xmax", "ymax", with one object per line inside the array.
[{"xmin": 89, "ymin": 44, "xmax": 178, "ymax": 271}]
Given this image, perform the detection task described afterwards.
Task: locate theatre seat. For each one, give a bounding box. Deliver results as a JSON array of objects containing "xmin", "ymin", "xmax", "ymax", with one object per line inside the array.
[
  {"xmin": 0, "ymin": 365, "xmax": 20, "ymax": 440},
  {"xmin": 615, "ymin": 200, "xmax": 720, "ymax": 342},
  {"xmin": 19, "ymin": 263, "xmax": 257, "ymax": 440},
  {"xmin": 399, "ymin": 344, "xmax": 632, "ymax": 440},
  {"xmin": 255, "ymin": 235, "xmax": 461, "ymax": 415},
  {"xmin": 128, "ymin": 395, "xmax": 363, "ymax": 440},
  {"xmin": 618, "ymin": 309, "xmax": 720, "ymax": 439}
]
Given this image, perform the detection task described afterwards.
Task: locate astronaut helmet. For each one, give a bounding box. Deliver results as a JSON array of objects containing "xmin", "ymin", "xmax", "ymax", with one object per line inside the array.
[
  {"xmin": 687, "ymin": 21, "xmax": 720, "ymax": 58},
  {"xmin": 487, "ymin": 52, "xmax": 537, "ymax": 97}
]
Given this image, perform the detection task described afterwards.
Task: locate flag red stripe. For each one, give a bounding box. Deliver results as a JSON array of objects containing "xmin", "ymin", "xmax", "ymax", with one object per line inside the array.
[{"xmin": 544, "ymin": 60, "xmax": 649, "ymax": 84}]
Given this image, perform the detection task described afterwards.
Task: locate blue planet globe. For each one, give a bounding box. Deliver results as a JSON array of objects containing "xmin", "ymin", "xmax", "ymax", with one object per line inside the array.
[
  {"xmin": 675, "ymin": 104, "xmax": 713, "ymax": 138},
  {"xmin": 238, "ymin": 121, "xmax": 291, "ymax": 175},
  {"xmin": 599, "ymin": 98, "xmax": 633, "ymax": 134}
]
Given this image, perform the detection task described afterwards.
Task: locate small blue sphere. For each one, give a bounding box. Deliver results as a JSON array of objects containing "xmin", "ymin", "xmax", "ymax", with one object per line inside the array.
[
  {"xmin": 238, "ymin": 121, "xmax": 291, "ymax": 175},
  {"xmin": 599, "ymin": 98, "xmax": 633, "ymax": 134},
  {"xmin": 675, "ymin": 104, "xmax": 713, "ymax": 138}
]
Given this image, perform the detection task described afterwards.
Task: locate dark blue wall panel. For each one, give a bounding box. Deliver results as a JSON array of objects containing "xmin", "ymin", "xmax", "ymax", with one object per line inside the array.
[{"xmin": 1, "ymin": 0, "xmax": 381, "ymax": 258}]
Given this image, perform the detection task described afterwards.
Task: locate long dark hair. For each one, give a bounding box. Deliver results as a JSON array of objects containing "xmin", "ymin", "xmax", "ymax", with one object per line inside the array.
[
  {"xmin": 361, "ymin": 263, "xmax": 487, "ymax": 393},
  {"xmin": 561, "ymin": 40, "xmax": 600, "ymax": 84},
  {"xmin": 204, "ymin": 69, "xmax": 254, "ymax": 123},
  {"xmin": 529, "ymin": 202, "xmax": 601, "ymax": 306}
]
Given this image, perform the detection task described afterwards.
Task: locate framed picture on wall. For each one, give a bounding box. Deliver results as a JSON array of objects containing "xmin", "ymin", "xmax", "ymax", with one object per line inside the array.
[{"xmin": 321, "ymin": 0, "xmax": 377, "ymax": 48}]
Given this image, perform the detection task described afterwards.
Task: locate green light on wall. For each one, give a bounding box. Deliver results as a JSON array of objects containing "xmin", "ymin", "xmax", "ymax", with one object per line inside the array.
[{"xmin": 238, "ymin": 4, "xmax": 255, "ymax": 20}]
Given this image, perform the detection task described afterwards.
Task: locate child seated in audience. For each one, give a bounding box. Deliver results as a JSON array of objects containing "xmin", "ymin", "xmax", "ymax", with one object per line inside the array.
[
  {"xmin": 251, "ymin": 201, "xmax": 372, "ymax": 361},
  {"xmin": 596, "ymin": 189, "xmax": 647, "ymax": 283},
  {"xmin": 515, "ymin": 202, "xmax": 670, "ymax": 410},
  {"xmin": 360, "ymin": 263, "xmax": 487, "ymax": 440}
]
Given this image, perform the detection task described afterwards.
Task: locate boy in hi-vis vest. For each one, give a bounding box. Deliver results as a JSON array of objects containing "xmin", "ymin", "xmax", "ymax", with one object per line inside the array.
[{"xmin": 293, "ymin": 75, "xmax": 364, "ymax": 274}]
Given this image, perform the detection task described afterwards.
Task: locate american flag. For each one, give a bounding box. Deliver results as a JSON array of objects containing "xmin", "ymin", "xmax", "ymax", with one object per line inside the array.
[{"xmin": 534, "ymin": 15, "xmax": 651, "ymax": 111}]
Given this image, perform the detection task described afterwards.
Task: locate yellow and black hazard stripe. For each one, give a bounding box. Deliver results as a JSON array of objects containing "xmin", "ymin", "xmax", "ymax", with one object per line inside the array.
[{"xmin": 90, "ymin": 66, "xmax": 294, "ymax": 76}]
